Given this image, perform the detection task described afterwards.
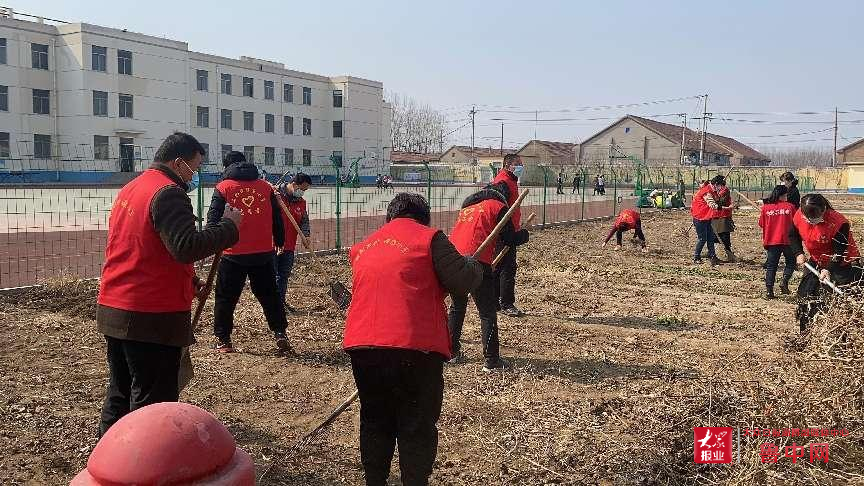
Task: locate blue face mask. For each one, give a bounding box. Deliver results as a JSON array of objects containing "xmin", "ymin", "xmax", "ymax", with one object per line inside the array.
[
  {"xmin": 512, "ymin": 165, "xmax": 524, "ymax": 179},
  {"xmin": 181, "ymin": 160, "xmax": 199, "ymax": 193}
]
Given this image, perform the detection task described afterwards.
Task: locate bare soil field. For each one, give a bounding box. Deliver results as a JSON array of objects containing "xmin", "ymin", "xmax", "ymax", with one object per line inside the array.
[{"xmin": 1, "ymin": 206, "xmax": 862, "ymax": 485}]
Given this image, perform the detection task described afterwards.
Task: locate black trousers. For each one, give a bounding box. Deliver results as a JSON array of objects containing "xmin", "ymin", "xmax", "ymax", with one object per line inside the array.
[
  {"xmin": 98, "ymin": 336, "xmax": 181, "ymax": 436},
  {"xmin": 796, "ymin": 260, "xmax": 861, "ymax": 331},
  {"xmin": 615, "ymin": 221, "xmax": 646, "ymax": 245},
  {"xmin": 213, "ymin": 257, "xmax": 287, "ymax": 340},
  {"xmin": 349, "ymin": 349, "xmax": 444, "ymax": 486},
  {"xmin": 447, "ymin": 265, "xmax": 499, "ymax": 365},
  {"xmin": 717, "ymin": 231, "xmax": 733, "ymax": 252},
  {"xmin": 765, "ymin": 245, "xmax": 795, "ymax": 289},
  {"xmin": 494, "ymin": 243, "xmax": 517, "ymax": 307}
]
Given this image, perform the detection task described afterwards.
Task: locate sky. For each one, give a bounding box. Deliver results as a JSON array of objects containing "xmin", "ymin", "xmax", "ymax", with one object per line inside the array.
[{"xmin": 19, "ymin": 0, "xmax": 864, "ymax": 151}]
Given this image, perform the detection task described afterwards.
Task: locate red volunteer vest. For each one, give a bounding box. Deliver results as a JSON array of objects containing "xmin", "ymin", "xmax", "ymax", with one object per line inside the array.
[
  {"xmin": 492, "ymin": 170, "xmax": 521, "ymax": 230},
  {"xmin": 758, "ymin": 201, "xmax": 795, "ymax": 247},
  {"xmin": 279, "ymin": 195, "xmax": 307, "ymax": 250},
  {"xmin": 715, "ymin": 187, "xmax": 732, "ymax": 218},
  {"xmin": 216, "ymin": 179, "xmax": 275, "ymax": 255},
  {"xmin": 793, "ymin": 209, "xmax": 860, "ymax": 267},
  {"xmin": 449, "ymin": 198, "xmax": 506, "ymax": 264},
  {"xmin": 614, "ymin": 209, "xmax": 640, "ymax": 231},
  {"xmin": 98, "ymin": 169, "xmax": 195, "ymax": 313},
  {"xmin": 343, "ymin": 218, "xmax": 451, "ymax": 358},
  {"xmin": 690, "ymin": 185, "xmax": 716, "ymax": 221}
]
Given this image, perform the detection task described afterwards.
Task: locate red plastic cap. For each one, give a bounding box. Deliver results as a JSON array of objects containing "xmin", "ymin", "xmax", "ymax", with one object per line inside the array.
[{"xmin": 86, "ymin": 402, "xmax": 237, "ymax": 485}]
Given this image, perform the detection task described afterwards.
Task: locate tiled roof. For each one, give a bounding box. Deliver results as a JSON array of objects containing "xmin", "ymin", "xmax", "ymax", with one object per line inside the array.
[
  {"xmin": 389, "ymin": 151, "xmax": 441, "ymax": 164},
  {"xmin": 448, "ymin": 146, "xmax": 518, "ymax": 157},
  {"xmin": 628, "ymin": 115, "xmax": 768, "ymax": 160},
  {"xmin": 518, "ymin": 140, "xmax": 578, "ymax": 158},
  {"xmin": 838, "ymin": 138, "xmax": 864, "ymax": 154}
]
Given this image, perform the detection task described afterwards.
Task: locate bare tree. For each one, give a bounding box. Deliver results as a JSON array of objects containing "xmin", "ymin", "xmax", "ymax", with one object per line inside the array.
[
  {"xmin": 763, "ymin": 146, "xmax": 834, "ymax": 167},
  {"xmin": 386, "ymin": 92, "xmax": 448, "ymax": 154}
]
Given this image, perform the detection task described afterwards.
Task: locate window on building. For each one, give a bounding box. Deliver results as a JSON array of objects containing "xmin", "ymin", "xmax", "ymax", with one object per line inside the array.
[
  {"xmin": 92, "ymin": 46, "xmax": 107, "ymax": 72},
  {"xmin": 221, "ymin": 109, "xmax": 232, "ymax": 129},
  {"xmin": 0, "ymin": 85, "xmax": 7, "ymax": 112},
  {"xmin": 265, "ymin": 114, "xmax": 274, "ymax": 133},
  {"xmin": 333, "ymin": 120, "xmax": 343, "ymax": 138},
  {"xmin": 284, "ymin": 116, "xmax": 293, "ymax": 135},
  {"xmin": 119, "ymin": 94, "xmax": 133, "ymax": 118},
  {"xmin": 332, "ymin": 150, "xmax": 343, "ymax": 166},
  {"xmin": 32, "ymin": 89, "xmax": 50, "ymax": 114},
  {"xmin": 264, "ymin": 80, "xmax": 274, "ymax": 100},
  {"xmin": 284, "ymin": 148, "xmax": 294, "ymax": 165},
  {"xmin": 243, "ymin": 145, "xmax": 255, "ymax": 163},
  {"xmin": 31, "ymin": 43, "xmax": 49, "ymax": 70},
  {"xmin": 196, "ymin": 69, "xmax": 208, "ymax": 91},
  {"xmin": 0, "ymin": 132, "xmax": 10, "ymax": 158},
  {"xmin": 333, "ymin": 90, "xmax": 343, "ymax": 108},
  {"xmin": 302, "ymin": 117, "xmax": 311, "ymax": 136},
  {"xmin": 34, "ymin": 134, "xmax": 52, "ymax": 159},
  {"xmin": 200, "ymin": 143, "xmax": 209, "ymax": 163},
  {"xmin": 93, "ymin": 90, "xmax": 108, "ymax": 116},
  {"xmin": 221, "ymin": 144, "xmax": 232, "ymax": 159},
  {"xmin": 94, "ymin": 135, "xmax": 109, "ymax": 160},
  {"xmin": 0, "ymin": 38, "xmax": 6, "ymax": 65},
  {"xmin": 243, "ymin": 111, "xmax": 254, "ymax": 131},
  {"xmin": 117, "ymin": 49, "xmax": 133, "ymax": 75},
  {"xmin": 221, "ymin": 73, "xmax": 232, "ymax": 95},
  {"xmin": 264, "ymin": 146, "xmax": 275, "ymax": 165},
  {"xmin": 242, "ymin": 77, "xmax": 253, "ymax": 97},
  {"xmin": 197, "ymin": 106, "xmax": 209, "ymax": 128},
  {"xmin": 302, "ymin": 87, "xmax": 311, "ymax": 105},
  {"xmin": 283, "ymin": 83, "xmax": 293, "ymax": 103},
  {"xmin": 302, "ymin": 149, "xmax": 311, "ymax": 166}
]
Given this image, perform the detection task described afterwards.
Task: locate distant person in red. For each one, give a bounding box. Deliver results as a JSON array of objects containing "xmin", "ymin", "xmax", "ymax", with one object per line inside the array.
[
  {"xmin": 602, "ymin": 208, "xmax": 647, "ymax": 252},
  {"xmin": 96, "ymin": 132, "xmax": 241, "ymax": 436},
  {"xmin": 690, "ymin": 178, "xmax": 722, "ymax": 265},
  {"xmin": 447, "ymin": 181, "xmax": 529, "ymax": 371},
  {"xmin": 789, "ymin": 193, "xmax": 862, "ymax": 332},
  {"xmin": 758, "ymin": 185, "xmax": 796, "ymax": 299},
  {"xmin": 274, "ymin": 172, "xmax": 312, "ymax": 309},
  {"xmin": 711, "ymin": 176, "xmax": 737, "ymax": 263},
  {"xmin": 343, "ymin": 193, "xmax": 482, "ymax": 486},
  {"xmin": 492, "ymin": 153, "xmax": 527, "ymax": 317}
]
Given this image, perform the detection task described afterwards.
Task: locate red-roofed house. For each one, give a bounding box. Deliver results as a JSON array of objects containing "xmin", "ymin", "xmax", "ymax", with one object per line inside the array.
[{"xmin": 439, "ymin": 146, "xmax": 518, "ymax": 166}]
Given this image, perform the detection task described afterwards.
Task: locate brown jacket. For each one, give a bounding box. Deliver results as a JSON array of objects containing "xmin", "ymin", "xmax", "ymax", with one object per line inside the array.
[{"xmin": 97, "ymin": 164, "xmax": 239, "ymax": 347}]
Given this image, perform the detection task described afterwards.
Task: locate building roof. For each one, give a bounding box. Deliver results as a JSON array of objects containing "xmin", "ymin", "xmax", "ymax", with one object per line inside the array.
[
  {"xmin": 445, "ymin": 146, "xmax": 518, "ymax": 158},
  {"xmin": 597, "ymin": 115, "xmax": 769, "ymax": 160},
  {"xmin": 390, "ymin": 151, "xmax": 441, "ymax": 164},
  {"xmin": 517, "ymin": 140, "xmax": 578, "ymax": 158},
  {"xmin": 838, "ymin": 138, "xmax": 864, "ymax": 154}
]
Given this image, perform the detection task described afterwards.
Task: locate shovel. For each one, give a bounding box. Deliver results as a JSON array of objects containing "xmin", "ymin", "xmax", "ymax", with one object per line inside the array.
[
  {"xmin": 733, "ymin": 189, "xmax": 761, "ymax": 208},
  {"xmin": 273, "ymin": 192, "xmax": 351, "ymax": 310},
  {"xmin": 803, "ymin": 261, "xmax": 844, "ymax": 295},
  {"xmin": 179, "ymin": 251, "xmax": 223, "ymax": 392}
]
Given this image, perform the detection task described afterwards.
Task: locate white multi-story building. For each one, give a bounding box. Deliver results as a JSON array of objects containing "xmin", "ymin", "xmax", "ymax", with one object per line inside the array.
[{"xmin": 0, "ymin": 7, "xmax": 392, "ymax": 181}]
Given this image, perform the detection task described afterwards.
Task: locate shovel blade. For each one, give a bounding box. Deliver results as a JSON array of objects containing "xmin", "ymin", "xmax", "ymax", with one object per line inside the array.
[{"xmin": 329, "ymin": 280, "xmax": 352, "ymax": 310}]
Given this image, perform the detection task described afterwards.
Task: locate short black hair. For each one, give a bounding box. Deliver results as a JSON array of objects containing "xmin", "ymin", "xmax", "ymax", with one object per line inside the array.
[
  {"xmin": 503, "ymin": 154, "xmax": 520, "ymax": 168},
  {"xmin": 223, "ymin": 151, "xmax": 246, "ymax": 167},
  {"xmin": 801, "ymin": 193, "xmax": 833, "ymax": 220},
  {"xmin": 486, "ymin": 181, "xmax": 511, "ymax": 201},
  {"xmin": 780, "ymin": 171, "xmax": 797, "ymax": 183},
  {"xmin": 763, "ymin": 184, "xmax": 788, "ymax": 204},
  {"xmin": 710, "ymin": 175, "xmax": 726, "ymax": 186},
  {"xmin": 386, "ymin": 193, "xmax": 431, "ymax": 226},
  {"xmin": 153, "ymin": 132, "xmax": 205, "ymax": 163},
  {"xmin": 292, "ymin": 172, "xmax": 312, "ymax": 185}
]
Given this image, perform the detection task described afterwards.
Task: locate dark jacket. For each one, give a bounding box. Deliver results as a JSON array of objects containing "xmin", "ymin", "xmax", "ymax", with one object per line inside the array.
[
  {"xmin": 461, "ymin": 187, "xmax": 529, "ymax": 250},
  {"xmin": 429, "ymin": 231, "xmax": 484, "ymax": 297},
  {"xmin": 787, "ymin": 183, "xmax": 801, "ymax": 209},
  {"xmin": 206, "ymin": 162, "xmax": 285, "ymax": 265},
  {"xmin": 277, "ymin": 185, "xmax": 311, "ymax": 238},
  {"xmin": 97, "ymin": 163, "xmax": 240, "ymax": 347}
]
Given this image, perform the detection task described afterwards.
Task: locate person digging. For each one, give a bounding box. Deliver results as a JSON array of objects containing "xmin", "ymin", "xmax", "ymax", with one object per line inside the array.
[
  {"xmin": 273, "ymin": 172, "xmax": 312, "ymax": 312},
  {"xmin": 602, "ymin": 208, "xmax": 647, "ymax": 253}
]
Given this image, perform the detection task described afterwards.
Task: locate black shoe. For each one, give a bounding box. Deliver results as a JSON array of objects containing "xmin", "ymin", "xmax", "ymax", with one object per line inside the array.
[
  {"xmin": 765, "ymin": 288, "xmax": 776, "ymax": 300},
  {"xmin": 214, "ymin": 339, "xmax": 234, "ymax": 353},
  {"xmin": 447, "ymin": 351, "xmax": 465, "ymax": 365},
  {"xmin": 780, "ymin": 280, "xmax": 791, "ymax": 295},
  {"xmin": 274, "ymin": 332, "xmax": 293, "ymax": 353},
  {"xmin": 709, "ymin": 256, "xmax": 721, "ymax": 267},
  {"xmin": 284, "ymin": 304, "xmax": 297, "ymax": 313},
  {"xmin": 483, "ymin": 357, "xmax": 512, "ymax": 372},
  {"xmin": 500, "ymin": 304, "xmax": 524, "ymax": 317}
]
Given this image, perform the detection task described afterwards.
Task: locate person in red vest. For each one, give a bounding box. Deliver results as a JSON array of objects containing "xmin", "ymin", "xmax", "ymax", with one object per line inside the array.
[
  {"xmin": 492, "ymin": 153, "xmax": 528, "ymax": 317},
  {"xmin": 96, "ymin": 132, "xmax": 241, "ymax": 436},
  {"xmin": 274, "ymin": 172, "xmax": 312, "ymax": 309},
  {"xmin": 789, "ymin": 193, "xmax": 861, "ymax": 332},
  {"xmin": 207, "ymin": 151, "xmax": 289, "ymax": 353},
  {"xmin": 343, "ymin": 193, "xmax": 482, "ymax": 486},
  {"xmin": 447, "ymin": 182, "xmax": 529, "ymax": 371},
  {"xmin": 711, "ymin": 176, "xmax": 737, "ymax": 263},
  {"xmin": 758, "ymin": 185, "xmax": 796, "ymax": 299},
  {"xmin": 690, "ymin": 177, "xmax": 723, "ymax": 266},
  {"xmin": 602, "ymin": 208, "xmax": 647, "ymax": 252}
]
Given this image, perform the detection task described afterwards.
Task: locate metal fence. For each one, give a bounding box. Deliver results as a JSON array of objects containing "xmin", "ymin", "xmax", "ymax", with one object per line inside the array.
[{"xmin": 0, "ymin": 160, "xmax": 846, "ymax": 288}]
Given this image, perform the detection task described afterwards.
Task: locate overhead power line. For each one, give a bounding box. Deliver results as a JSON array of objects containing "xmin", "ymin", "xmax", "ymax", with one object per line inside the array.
[{"xmin": 475, "ymin": 95, "xmax": 704, "ymax": 114}]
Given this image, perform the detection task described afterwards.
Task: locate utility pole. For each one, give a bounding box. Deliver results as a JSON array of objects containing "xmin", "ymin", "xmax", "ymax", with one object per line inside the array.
[
  {"xmin": 679, "ymin": 113, "xmax": 687, "ymax": 165},
  {"xmin": 833, "ymin": 107, "xmax": 838, "ymax": 167},
  {"xmin": 699, "ymin": 94, "xmax": 708, "ymax": 166},
  {"xmin": 500, "ymin": 123, "xmax": 504, "ymax": 154},
  {"xmin": 470, "ymin": 105, "xmax": 477, "ymax": 165},
  {"xmin": 534, "ymin": 110, "xmax": 538, "ymax": 141}
]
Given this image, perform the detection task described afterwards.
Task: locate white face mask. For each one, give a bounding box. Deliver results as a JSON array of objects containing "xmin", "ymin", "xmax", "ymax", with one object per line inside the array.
[{"xmin": 293, "ymin": 188, "xmax": 304, "ymax": 197}]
